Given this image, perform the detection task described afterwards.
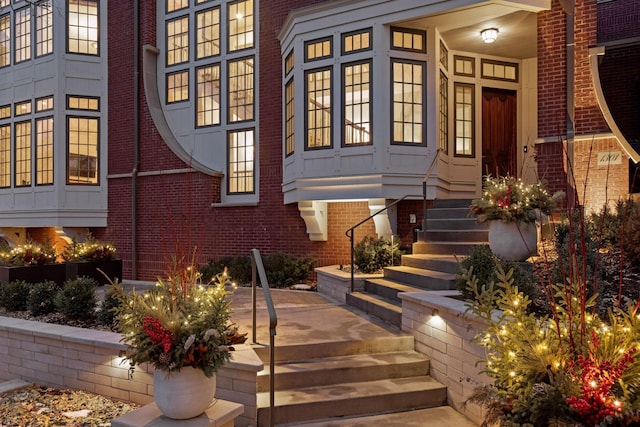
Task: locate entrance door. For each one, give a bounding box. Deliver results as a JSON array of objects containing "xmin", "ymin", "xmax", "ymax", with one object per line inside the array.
[{"xmin": 482, "ymin": 88, "xmax": 517, "ymax": 177}]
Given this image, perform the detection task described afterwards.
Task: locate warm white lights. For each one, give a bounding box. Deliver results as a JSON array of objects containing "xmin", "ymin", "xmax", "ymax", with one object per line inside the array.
[{"xmin": 481, "ymin": 28, "xmax": 498, "ymax": 44}]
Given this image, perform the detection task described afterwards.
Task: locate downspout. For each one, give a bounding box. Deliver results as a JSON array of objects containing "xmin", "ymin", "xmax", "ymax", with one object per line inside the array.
[
  {"xmin": 132, "ymin": 0, "xmax": 140, "ymax": 279},
  {"xmin": 560, "ymin": 0, "xmax": 575, "ymax": 207}
]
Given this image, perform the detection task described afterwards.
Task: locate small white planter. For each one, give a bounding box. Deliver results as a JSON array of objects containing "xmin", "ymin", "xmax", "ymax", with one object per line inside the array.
[
  {"xmin": 153, "ymin": 367, "xmax": 217, "ymax": 419},
  {"xmin": 488, "ymin": 220, "xmax": 537, "ymax": 261}
]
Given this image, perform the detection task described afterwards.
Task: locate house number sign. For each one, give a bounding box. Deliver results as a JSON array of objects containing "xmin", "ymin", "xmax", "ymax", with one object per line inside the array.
[{"xmin": 597, "ymin": 151, "xmax": 622, "ymax": 166}]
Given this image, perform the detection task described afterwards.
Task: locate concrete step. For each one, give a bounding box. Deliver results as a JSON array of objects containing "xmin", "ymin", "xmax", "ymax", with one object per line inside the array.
[
  {"xmin": 383, "ymin": 266, "xmax": 456, "ymax": 290},
  {"xmin": 423, "ymin": 217, "xmax": 486, "ymax": 230},
  {"xmin": 422, "ymin": 229, "xmax": 488, "ymax": 243},
  {"xmin": 365, "ymin": 278, "xmax": 426, "ymax": 302},
  {"xmin": 257, "ymin": 376, "xmax": 447, "ymax": 426},
  {"xmin": 412, "ymin": 241, "xmax": 484, "ymax": 257},
  {"xmin": 346, "ymin": 292, "xmax": 401, "ymax": 326},
  {"xmin": 431, "ymin": 199, "xmax": 473, "ymax": 209},
  {"xmin": 422, "ymin": 207, "xmax": 470, "ymax": 220},
  {"xmin": 257, "ymin": 351, "xmax": 429, "ymax": 391},
  {"xmin": 400, "ymin": 254, "xmax": 460, "ymax": 274}
]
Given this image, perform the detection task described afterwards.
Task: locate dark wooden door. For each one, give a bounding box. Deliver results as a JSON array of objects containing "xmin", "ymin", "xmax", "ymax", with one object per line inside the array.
[{"xmin": 482, "ymin": 88, "xmax": 517, "ymax": 177}]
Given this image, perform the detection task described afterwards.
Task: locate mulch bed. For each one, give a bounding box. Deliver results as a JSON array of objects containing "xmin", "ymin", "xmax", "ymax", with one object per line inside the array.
[{"xmin": 0, "ymin": 383, "xmax": 138, "ymax": 426}]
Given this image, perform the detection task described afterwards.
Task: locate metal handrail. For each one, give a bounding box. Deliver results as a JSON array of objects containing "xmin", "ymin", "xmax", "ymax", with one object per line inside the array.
[
  {"xmin": 250, "ymin": 248, "xmax": 277, "ymax": 427},
  {"xmin": 345, "ymin": 149, "xmax": 441, "ymax": 293}
]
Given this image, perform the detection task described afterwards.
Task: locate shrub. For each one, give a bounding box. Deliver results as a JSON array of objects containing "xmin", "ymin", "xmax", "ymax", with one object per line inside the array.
[
  {"xmin": 27, "ymin": 281, "xmax": 58, "ymax": 316},
  {"xmin": 62, "ymin": 235, "xmax": 117, "ymax": 262},
  {"xmin": 97, "ymin": 283, "xmax": 123, "ymax": 330},
  {"xmin": 0, "ymin": 239, "xmax": 56, "ymax": 266},
  {"xmin": 0, "ymin": 280, "xmax": 30, "ymax": 311},
  {"xmin": 262, "ymin": 251, "xmax": 316, "ymax": 288},
  {"xmin": 199, "ymin": 256, "xmax": 253, "ymax": 285},
  {"xmin": 55, "ymin": 277, "xmax": 98, "ymax": 320},
  {"xmin": 354, "ymin": 236, "xmax": 403, "ymax": 274},
  {"xmin": 624, "ymin": 208, "xmax": 640, "ymax": 266}
]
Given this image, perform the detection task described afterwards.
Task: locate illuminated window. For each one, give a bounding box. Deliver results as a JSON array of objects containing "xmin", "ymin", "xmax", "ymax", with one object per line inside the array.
[
  {"xmin": 68, "ymin": 95, "xmax": 99, "ymax": 111},
  {"xmin": 0, "ymin": 105, "xmax": 9, "ymax": 119},
  {"xmin": 342, "ymin": 28, "xmax": 371, "ymax": 54},
  {"xmin": 391, "ymin": 59, "xmax": 425, "ymax": 144},
  {"xmin": 481, "ymin": 59, "xmax": 518, "ymax": 82},
  {"xmin": 67, "ymin": 116, "xmax": 98, "ymax": 184},
  {"xmin": 196, "ymin": 64, "xmax": 220, "ymax": 127},
  {"xmin": 36, "ymin": 1, "xmax": 52, "ymax": 57},
  {"xmin": 228, "ymin": 57, "xmax": 253, "ymax": 122},
  {"xmin": 0, "ymin": 14, "xmax": 9, "ymax": 67},
  {"xmin": 196, "ymin": 7, "xmax": 220, "ymax": 59},
  {"xmin": 305, "ymin": 37, "xmax": 331, "ymax": 62},
  {"xmin": 167, "ymin": 0, "xmax": 188, "ymax": 13},
  {"xmin": 228, "ymin": 0, "xmax": 253, "ymax": 52},
  {"xmin": 285, "ymin": 79, "xmax": 294, "ymax": 156},
  {"xmin": 343, "ymin": 60, "xmax": 371, "ymax": 146},
  {"xmin": 15, "ymin": 7, "xmax": 31, "ymax": 63},
  {"xmin": 284, "ymin": 50, "xmax": 293, "ymax": 76},
  {"xmin": 454, "ymin": 83, "xmax": 474, "ymax": 157},
  {"xmin": 439, "ymin": 41, "xmax": 448, "ymax": 70},
  {"xmin": 228, "ymin": 129, "xmax": 254, "ymax": 193},
  {"xmin": 68, "ymin": 0, "xmax": 99, "ymax": 55},
  {"xmin": 0, "ymin": 124, "xmax": 9, "ymax": 188},
  {"xmin": 0, "ymin": 0, "xmax": 8, "ymax": 7},
  {"xmin": 439, "ymin": 72, "xmax": 448, "ymax": 153},
  {"xmin": 454, "ymin": 55, "xmax": 474, "ymax": 77},
  {"xmin": 36, "ymin": 96, "xmax": 53, "ymax": 112},
  {"xmin": 167, "ymin": 16, "xmax": 189, "ymax": 65},
  {"xmin": 391, "ymin": 27, "xmax": 425, "ymax": 53},
  {"xmin": 167, "ymin": 70, "xmax": 189, "ymax": 103},
  {"xmin": 305, "ymin": 67, "xmax": 332, "ymax": 149},
  {"xmin": 15, "ymin": 121, "xmax": 31, "ymax": 187},
  {"xmin": 36, "ymin": 117, "xmax": 53, "ymax": 185},
  {"xmin": 15, "ymin": 100, "xmax": 31, "ymax": 116}
]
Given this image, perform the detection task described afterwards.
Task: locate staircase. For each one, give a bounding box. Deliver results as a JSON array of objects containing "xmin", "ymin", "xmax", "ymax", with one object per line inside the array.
[
  {"xmin": 346, "ymin": 199, "xmax": 488, "ymax": 327},
  {"xmin": 255, "ymin": 335, "xmax": 447, "ymax": 426}
]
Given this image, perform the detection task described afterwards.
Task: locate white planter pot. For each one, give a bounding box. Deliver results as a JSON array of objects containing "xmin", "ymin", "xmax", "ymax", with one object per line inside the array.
[
  {"xmin": 488, "ymin": 220, "xmax": 537, "ymax": 262},
  {"xmin": 153, "ymin": 367, "xmax": 217, "ymax": 419}
]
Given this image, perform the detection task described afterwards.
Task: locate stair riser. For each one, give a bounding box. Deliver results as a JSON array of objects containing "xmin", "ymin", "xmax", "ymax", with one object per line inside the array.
[
  {"xmin": 423, "ymin": 219, "xmax": 487, "ymax": 230},
  {"xmin": 252, "ymin": 336, "xmax": 414, "ymax": 362},
  {"xmin": 365, "ymin": 281, "xmax": 403, "ymax": 302},
  {"xmin": 412, "ymin": 242, "xmax": 482, "ymax": 256},
  {"xmin": 400, "ymin": 256, "xmax": 459, "ymax": 274},
  {"xmin": 383, "ymin": 269, "xmax": 456, "ymax": 290},
  {"xmin": 257, "ymin": 388, "xmax": 447, "ymax": 425},
  {"xmin": 422, "ymin": 230, "xmax": 488, "ymax": 243},
  {"xmin": 424, "ymin": 208, "xmax": 470, "ymax": 219},
  {"xmin": 257, "ymin": 360, "xmax": 429, "ymax": 391},
  {"xmin": 346, "ymin": 293, "xmax": 401, "ymax": 326},
  {"xmin": 431, "ymin": 199, "xmax": 474, "ymax": 209}
]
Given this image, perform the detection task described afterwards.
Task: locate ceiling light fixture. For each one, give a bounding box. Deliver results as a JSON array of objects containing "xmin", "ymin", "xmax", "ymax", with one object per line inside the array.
[{"xmin": 481, "ymin": 28, "xmax": 498, "ymax": 44}]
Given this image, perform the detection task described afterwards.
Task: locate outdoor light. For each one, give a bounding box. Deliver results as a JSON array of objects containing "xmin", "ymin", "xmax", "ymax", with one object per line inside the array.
[{"xmin": 481, "ymin": 28, "xmax": 499, "ymax": 44}]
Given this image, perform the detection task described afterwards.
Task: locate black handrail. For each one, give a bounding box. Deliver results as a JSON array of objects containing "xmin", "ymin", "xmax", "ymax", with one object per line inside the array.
[{"xmin": 250, "ymin": 249, "xmax": 277, "ymax": 427}]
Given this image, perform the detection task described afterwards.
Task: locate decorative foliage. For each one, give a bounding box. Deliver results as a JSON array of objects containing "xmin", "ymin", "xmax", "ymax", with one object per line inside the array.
[
  {"xmin": 354, "ymin": 235, "xmax": 403, "ymax": 274},
  {"xmin": 112, "ymin": 258, "xmax": 246, "ymax": 378},
  {"xmin": 62, "ymin": 235, "xmax": 117, "ymax": 262},
  {"xmin": 0, "ymin": 240, "xmax": 56, "ymax": 266},
  {"xmin": 470, "ymin": 175, "xmax": 564, "ymax": 223}
]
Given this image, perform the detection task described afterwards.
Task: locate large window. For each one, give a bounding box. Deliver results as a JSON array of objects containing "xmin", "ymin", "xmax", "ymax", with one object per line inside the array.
[
  {"xmin": 67, "ymin": 116, "xmax": 98, "ymax": 184},
  {"xmin": 196, "ymin": 7, "xmax": 220, "ymax": 59},
  {"xmin": 35, "ymin": 117, "xmax": 53, "ymax": 185},
  {"xmin": 167, "ymin": 16, "xmax": 189, "ymax": 66},
  {"xmin": 0, "ymin": 124, "xmax": 9, "ymax": 188},
  {"xmin": 36, "ymin": 1, "xmax": 53, "ymax": 57},
  {"xmin": 228, "ymin": 129, "xmax": 254, "ymax": 193},
  {"xmin": 14, "ymin": 121, "xmax": 31, "ymax": 187},
  {"xmin": 391, "ymin": 59, "xmax": 425, "ymax": 145},
  {"xmin": 228, "ymin": 0, "xmax": 253, "ymax": 52},
  {"xmin": 285, "ymin": 79, "xmax": 295, "ymax": 156},
  {"xmin": 454, "ymin": 83, "xmax": 474, "ymax": 156},
  {"xmin": 15, "ymin": 7, "xmax": 31, "ymax": 63},
  {"xmin": 305, "ymin": 68, "xmax": 332, "ymax": 149},
  {"xmin": 68, "ymin": 0, "xmax": 99, "ymax": 55},
  {"xmin": 0, "ymin": 14, "xmax": 9, "ymax": 67},
  {"xmin": 228, "ymin": 57, "xmax": 254, "ymax": 122},
  {"xmin": 196, "ymin": 64, "xmax": 220, "ymax": 127},
  {"xmin": 343, "ymin": 60, "xmax": 371, "ymax": 146}
]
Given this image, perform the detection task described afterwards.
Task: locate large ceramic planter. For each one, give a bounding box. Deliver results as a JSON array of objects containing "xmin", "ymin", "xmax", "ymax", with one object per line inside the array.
[
  {"xmin": 65, "ymin": 259, "xmax": 122, "ymax": 285},
  {"xmin": 153, "ymin": 367, "xmax": 217, "ymax": 419},
  {"xmin": 488, "ymin": 220, "xmax": 537, "ymax": 262},
  {"xmin": 0, "ymin": 263, "xmax": 66, "ymax": 286}
]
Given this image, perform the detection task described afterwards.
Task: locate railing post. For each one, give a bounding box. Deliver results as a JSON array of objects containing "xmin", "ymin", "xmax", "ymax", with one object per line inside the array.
[
  {"xmin": 349, "ymin": 230, "xmax": 354, "ymax": 293},
  {"xmin": 422, "ymin": 181, "xmax": 427, "ymax": 232},
  {"xmin": 251, "ymin": 256, "xmax": 257, "ymax": 345}
]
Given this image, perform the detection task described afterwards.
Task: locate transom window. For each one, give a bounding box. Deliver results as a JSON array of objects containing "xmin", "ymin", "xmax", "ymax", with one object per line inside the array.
[
  {"xmin": 305, "ymin": 37, "xmax": 332, "ymax": 62},
  {"xmin": 343, "ymin": 60, "xmax": 371, "ymax": 146},
  {"xmin": 68, "ymin": 0, "xmax": 99, "ymax": 55},
  {"xmin": 391, "ymin": 27, "xmax": 426, "ymax": 53},
  {"xmin": 454, "ymin": 83, "xmax": 474, "ymax": 157},
  {"xmin": 15, "ymin": 101, "xmax": 31, "ymax": 116},
  {"xmin": 167, "ymin": 0, "xmax": 188, "ymax": 13},
  {"xmin": 391, "ymin": 59, "xmax": 425, "ymax": 144},
  {"xmin": 454, "ymin": 55, "xmax": 474, "ymax": 77},
  {"xmin": 68, "ymin": 95, "xmax": 99, "ymax": 111},
  {"xmin": 0, "ymin": 105, "xmax": 9, "ymax": 119},
  {"xmin": 481, "ymin": 59, "xmax": 518, "ymax": 82},
  {"xmin": 342, "ymin": 28, "xmax": 371, "ymax": 54},
  {"xmin": 36, "ymin": 96, "xmax": 54, "ymax": 112},
  {"xmin": 305, "ymin": 67, "xmax": 332, "ymax": 149},
  {"xmin": 228, "ymin": 0, "xmax": 253, "ymax": 52}
]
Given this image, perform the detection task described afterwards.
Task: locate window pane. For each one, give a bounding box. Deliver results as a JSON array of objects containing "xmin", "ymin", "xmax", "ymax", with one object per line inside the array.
[
  {"xmin": 167, "ymin": 16, "xmax": 189, "ymax": 65},
  {"xmin": 167, "ymin": 0, "xmax": 188, "ymax": 13},
  {"xmin": 228, "ymin": 57, "xmax": 254, "ymax": 122},
  {"xmin": 196, "ymin": 64, "xmax": 220, "ymax": 126},
  {"xmin": 36, "ymin": 117, "xmax": 53, "ymax": 185},
  {"xmin": 0, "ymin": 124, "xmax": 10, "ymax": 188},
  {"xmin": 36, "ymin": 1, "xmax": 53, "ymax": 57},
  {"xmin": 343, "ymin": 61, "xmax": 371, "ymax": 145},
  {"xmin": 196, "ymin": 8, "xmax": 220, "ymax": 59},
  {"xmin": 228, "ymin": 0, "xmax": 253, "ymax": 52},
  {"xmin": 0, "ymin": 105, "xmax": 9, "ymax": 119},
  {"xmin": 392, "ymin": 60, "xmax": 424, "ymax": 144},
  {"xmin": 305, "ymin": 38, "xmax": 331, "ymax": 61},
  {"xmin": 67, "ymin": 116, "xmax": 99, "ymax": 184},
  {"xmin": 167, "ymin": 70, "xmax": 189, "ymax": 103},
  {"xmin": 284, "ymin": 50, "xmax": 294, "ymax": 76},
  {"xmin": 285, "ymin": 79, "xmax": 294, "ymax": 156},
  {"xmin": 439, "ymin": 72, "xmax": 448, "ymax": 153},
  {"xmin": 68, "ymin": 0, "xmax": 99, "ymax": 55},
  {"xmin": 68, "ymin": 95, "xmax": 99, "ymax": 111},
  {"xmin": 454, "ymin": 83, "xmax": 474, "ymax": 156},
  {"xmin": 15, "ymin": 121, "xmax": 31, "ymax": 187},
  {"xmin": 15, "ymin": 7, "xmax": 31, "ymax": 63},
  {"xmin": 306, "ymin": 68, "xmax": 331, "ymax": 149},
  {"xmin": 15, "ymin": 100, "xmax": 31, "ymax": 116},
  {"xmin": 343, "ymin": 28, "xmax": 371, "ymax": 54},
  {"xmin": 228, "ymin": 129, "xmax": 254, "ymax": 193},
  {"xmin": 391, "ymin": 27, "xmax": 426, "ymax": 52},
  {"xmin": 0, "ymin": 14, "xmax": 10, "ymax": 67},
  {"xmin": 36, "ymin": 96, "xmax": 54, "ymax": 112}
]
